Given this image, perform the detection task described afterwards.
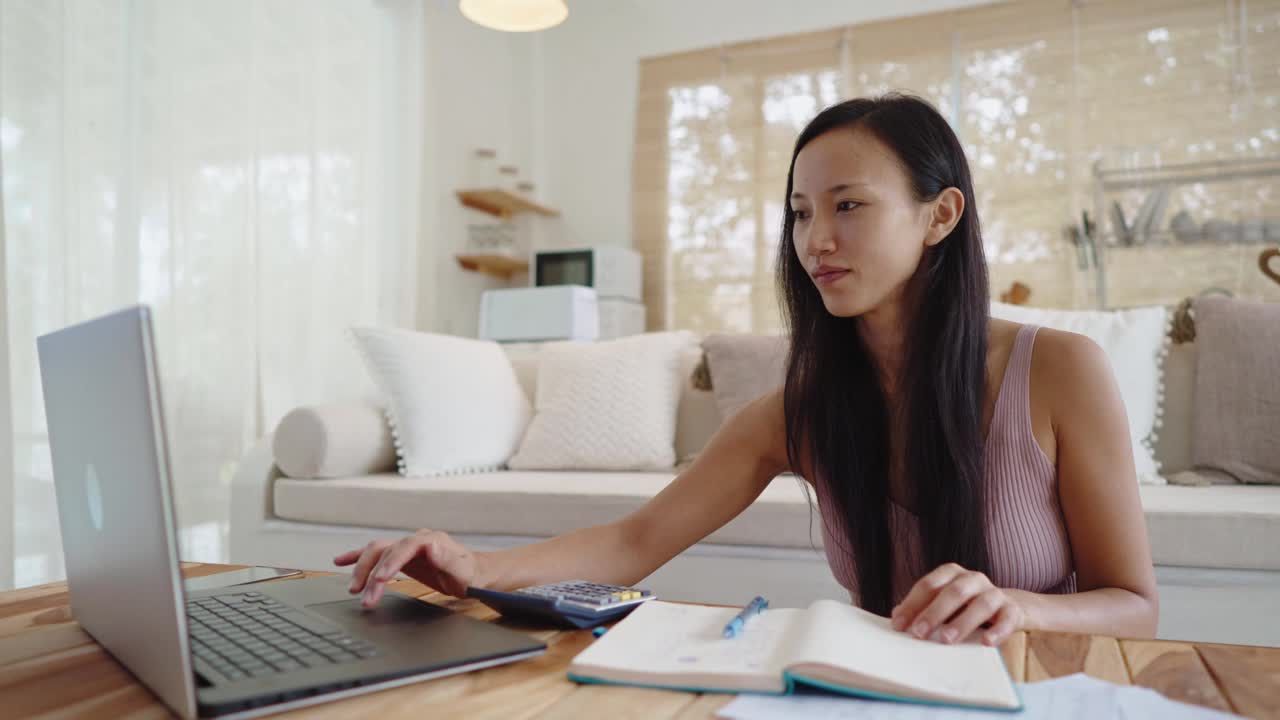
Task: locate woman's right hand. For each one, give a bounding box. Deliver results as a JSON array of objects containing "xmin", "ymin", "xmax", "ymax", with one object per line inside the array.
[{"xmin": 333, "ymin": 529, "xmax": 480, "ymax": 608}]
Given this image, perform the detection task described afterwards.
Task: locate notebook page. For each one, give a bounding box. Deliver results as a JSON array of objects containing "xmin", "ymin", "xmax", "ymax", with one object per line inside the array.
[
  {"xmin": 569, "ymin": 601, "xmax": 803, "ymax": 686},
  {"xmin": 784, "ymin": 599, "xmax": 1018, "ymax": 707}
]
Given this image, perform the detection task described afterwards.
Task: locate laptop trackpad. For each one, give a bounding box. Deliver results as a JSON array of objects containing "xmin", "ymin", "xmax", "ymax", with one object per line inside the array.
[{"xmin": 306, "ymin": 595, "xmax": 453, "ymax": 628}]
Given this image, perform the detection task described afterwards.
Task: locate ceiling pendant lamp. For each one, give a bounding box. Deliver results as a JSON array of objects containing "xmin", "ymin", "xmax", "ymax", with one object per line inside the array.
[{"xmin": 459, "ymin": 0, "xmax": 568, "ymax": 32}]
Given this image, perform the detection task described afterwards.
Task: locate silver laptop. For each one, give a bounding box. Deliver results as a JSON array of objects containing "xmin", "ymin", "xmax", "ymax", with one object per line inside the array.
[{"xmin": 37, "ymin": 306, "xmax": 546, "ymax": 719}]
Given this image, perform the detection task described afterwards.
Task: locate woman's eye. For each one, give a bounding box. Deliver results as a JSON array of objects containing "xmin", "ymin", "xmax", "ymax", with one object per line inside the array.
[
  {"xmin": 793, "ymin": 209, "xmax": 810, "ymax": 221},
  {"xmin": 837, "ymin": 200, "xmax": 861, "ymax": 212}
]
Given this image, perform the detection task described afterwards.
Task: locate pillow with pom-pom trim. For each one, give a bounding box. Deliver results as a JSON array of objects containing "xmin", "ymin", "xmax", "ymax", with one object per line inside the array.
[
  {"xmin": 350, "ymin": 327, "xmax": 531, "ymax": 477},
  {"xmin": 990, "ymin": 302, "xmax": 1170, "ymax": 485}
]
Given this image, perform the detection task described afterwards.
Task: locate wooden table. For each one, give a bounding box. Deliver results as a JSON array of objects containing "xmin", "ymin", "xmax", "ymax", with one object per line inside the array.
[{"xmin": 2, "ymin": 564, "xmax": 1277, "ymax": 719}]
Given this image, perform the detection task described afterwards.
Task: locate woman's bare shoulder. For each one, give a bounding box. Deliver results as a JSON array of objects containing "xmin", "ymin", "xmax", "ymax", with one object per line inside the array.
[
  {"xmin": 1030, "ymin": 327, "xmax": 1109, "ymax": 373},
  {"xmin": 1027, "ymin": 327, "xmax": 1116, "ymax": 419},
  {"xmin": 992, "ymin": 319, "xmax": 1104, "ymax": 384},
  {"xmin": 987, "ymin": 317, "xmax": 1022, "ymax": 347}
]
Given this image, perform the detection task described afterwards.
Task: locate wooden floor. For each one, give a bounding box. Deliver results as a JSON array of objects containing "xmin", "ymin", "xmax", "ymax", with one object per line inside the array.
[{"xmin": 1, "ymin": 564, "xmax": 1277, "ymax": 719}]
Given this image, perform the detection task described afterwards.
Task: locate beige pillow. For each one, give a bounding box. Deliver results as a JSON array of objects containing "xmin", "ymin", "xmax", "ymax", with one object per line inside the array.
[
  {"xmin": 701, "ymin": 334, "xmax": 787, "ymax": 420},
  {"xmin": 1152, "ymin": 341, "xmax": 1196, "ymax": 477},
  {"xmin": 675, "ymin": 345, "xmax": 721, "ymax": 466},
  {"xmin": 273, "ymin": 401, "xmax": 396, "ymax": 479},
  {"xmin": 508, "ymin": 332, "xmax": 697, "ymax": 471},
  {"xmin": 1191, "ymin": 297, "xmax": 1280, "ymax": 485}
]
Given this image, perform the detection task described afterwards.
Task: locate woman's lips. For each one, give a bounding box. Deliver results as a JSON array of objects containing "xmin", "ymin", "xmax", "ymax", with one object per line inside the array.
[{"xmin": 814, "ymin": 269, "xmax": 850, "ymax": 286}]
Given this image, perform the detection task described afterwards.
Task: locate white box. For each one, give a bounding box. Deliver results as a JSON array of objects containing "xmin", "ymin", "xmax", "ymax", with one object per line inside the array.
[
  {"xmin": 597, "ymin": 298, "xmax": 646, "ymax": 339},
  {"xmin": 479, "ymin": 285, "xmax": 599, "ymax": 343}
]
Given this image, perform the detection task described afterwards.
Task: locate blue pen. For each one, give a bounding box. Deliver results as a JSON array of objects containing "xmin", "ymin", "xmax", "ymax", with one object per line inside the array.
[{"xmin": 723, "ymin": 596, "xmax": 768, "ymax": 638}]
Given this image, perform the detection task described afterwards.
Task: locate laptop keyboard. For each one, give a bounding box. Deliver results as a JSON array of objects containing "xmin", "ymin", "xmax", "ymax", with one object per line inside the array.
[{"xmin": 186, "ymin": 591, "xmax": 379, "ymax": 683}]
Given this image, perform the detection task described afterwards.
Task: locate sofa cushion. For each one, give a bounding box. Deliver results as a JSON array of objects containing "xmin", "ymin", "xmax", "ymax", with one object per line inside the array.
[
  {"xmin": 675, "ymin": 349, "xmax": 721, "ymax": 466},
  {"xmin": 702, "ymin": 333, "xmax": 787, "ymax": 420},
  {"xmin": 274, "ymin": 471, "xmax": 824, "ymax": 549},
  {"xmin": 1153, "ymin": 341, "xmax": 1196, "ymax": 478},
  {"xmin": 508, "ymin": 332, "xmax": 696, "ymax": 471},
  {"xmin": 504, "ymin": 345, "xmax": 540, "ymax": 402},
  {"xmin": 272, "ymin": 401, "xmax": 396, "ymax": 479},
  {"xmin": 351, "ymin": 327, "xmax": 531, "ymax": 476},
  {"xmin": 1191, "ymin": 297, "xmax": 1280, "ymax": 485},
  {"xmin": 1139, "ymin": 485, "xmax": 1280, "ymax": 570},
  {"xmin": 507, "ymin": 342, "xmax": 717, "ymax": 468},
  {"xmin": 273, "ymin": 475, "xmax": 1280, "ymax": 571}
]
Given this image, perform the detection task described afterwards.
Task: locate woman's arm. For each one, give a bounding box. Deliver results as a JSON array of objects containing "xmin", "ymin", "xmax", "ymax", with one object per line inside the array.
[
  {"xmin": 341, "ymin": 389, "xmax": 791, "ymax": 606},
  {"xmin": 1020, "ymin": 329, "xmax": 1159, "ymax": 636},
  {"xmin": 476, "ymin": 389, "xmax": 791, "ymax": 591},
  {"xmin": 891, "ymin": 331, "xmax": 1158, "ymax": 644}
]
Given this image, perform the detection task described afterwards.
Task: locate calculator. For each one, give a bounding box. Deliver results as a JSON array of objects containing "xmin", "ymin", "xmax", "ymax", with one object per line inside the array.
[{"xmin": 465, "ymin": 580, "xmax": 655, "ymax": 629}]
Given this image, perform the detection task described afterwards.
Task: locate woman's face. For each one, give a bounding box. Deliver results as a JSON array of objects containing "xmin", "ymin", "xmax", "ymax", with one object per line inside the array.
[{"xmin": 789, "ymin": 127, "xmax": 937, "ymax": 318}]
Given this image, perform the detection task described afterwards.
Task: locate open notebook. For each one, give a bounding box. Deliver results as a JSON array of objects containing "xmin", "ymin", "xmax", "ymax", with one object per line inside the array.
[{"xmin": 567, "ymin": 600, "xmax": 1022, "ymax": 712}]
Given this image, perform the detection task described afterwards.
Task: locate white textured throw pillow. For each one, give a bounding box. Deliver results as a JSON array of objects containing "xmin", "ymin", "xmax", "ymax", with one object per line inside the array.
[
  {"xmin": 350, "ymin": 327, "xmax": 532, "ymax": 476},
  {"xmin": 989, "ymin": 302, "xmax": 1170, "ymax": 485},
  {"xmin": 508, "ymin": 332, "xmax": 696, "ymax": 471}
]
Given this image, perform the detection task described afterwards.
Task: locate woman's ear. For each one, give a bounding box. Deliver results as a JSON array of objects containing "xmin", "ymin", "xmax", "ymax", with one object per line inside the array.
[{"xmin": 924, "ymin": 187, "xmax": 965, "ymax": 247}]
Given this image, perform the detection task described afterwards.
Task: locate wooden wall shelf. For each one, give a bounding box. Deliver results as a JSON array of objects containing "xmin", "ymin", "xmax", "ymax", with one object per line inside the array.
[
  {"xmin": 456, "ymin": 253, "xmax": 529, "ymax": 279},
  {"xmin": 456, "ymin": 189, "xmax": 558, "ymax": 219}
]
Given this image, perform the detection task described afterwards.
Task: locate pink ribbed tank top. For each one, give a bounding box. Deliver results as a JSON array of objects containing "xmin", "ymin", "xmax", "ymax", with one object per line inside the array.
[{"xmin": 812, "ymin": 324, "xmax": 1077, "ymax": 607}]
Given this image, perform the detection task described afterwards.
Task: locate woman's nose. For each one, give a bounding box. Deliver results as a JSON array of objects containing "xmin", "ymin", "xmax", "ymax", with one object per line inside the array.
[{"xmin": 802, "ymin": 214, "xmax": 836, "ymax": 258}]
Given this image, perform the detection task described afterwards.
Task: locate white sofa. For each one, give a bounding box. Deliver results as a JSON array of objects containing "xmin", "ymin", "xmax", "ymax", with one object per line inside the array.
[{"xmin": 229, "ymin": 340, "xmax": 1280, "ymax": 647}]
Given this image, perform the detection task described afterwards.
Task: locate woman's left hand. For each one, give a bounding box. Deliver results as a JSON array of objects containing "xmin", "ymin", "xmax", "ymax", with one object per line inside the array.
[{"xmin": 890, "ymin": 563, "xmax": 1026, "ymax": 647}]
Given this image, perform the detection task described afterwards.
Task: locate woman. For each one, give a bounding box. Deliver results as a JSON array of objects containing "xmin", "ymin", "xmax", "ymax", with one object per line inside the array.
[{"xmin": 336, "ymin": 95, "xmax": 1158, "ymax": 646}]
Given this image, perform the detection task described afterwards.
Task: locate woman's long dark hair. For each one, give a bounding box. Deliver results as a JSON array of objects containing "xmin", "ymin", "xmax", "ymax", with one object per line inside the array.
[{"xmin": 778, "ymin": 94, "xmax": 991, "ymax": 616}]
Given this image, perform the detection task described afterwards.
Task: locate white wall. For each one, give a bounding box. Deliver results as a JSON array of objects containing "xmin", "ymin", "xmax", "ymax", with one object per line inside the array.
[
  {"xmin": 416, "ymin": 3, "xmax": 541, "ymax": 336},
  {"xmin": 423, "ymin": 0, "xmax": 998, "ymax": 334}
]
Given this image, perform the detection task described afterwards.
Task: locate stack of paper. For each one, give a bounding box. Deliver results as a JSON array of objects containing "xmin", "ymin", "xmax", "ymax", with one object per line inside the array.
[{"xmin": 717, "ymin": 673, "xmax": 1239, "ymax": 720}]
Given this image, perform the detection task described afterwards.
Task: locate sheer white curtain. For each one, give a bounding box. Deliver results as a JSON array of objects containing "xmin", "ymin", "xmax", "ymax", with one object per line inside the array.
[
  {"xmin": 1, "ymin": 0, "xmax": 424, "ymax": 590},
  {"xmin": 0, "ymin": 134, "xmax": 12, "ymax": 590}
]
